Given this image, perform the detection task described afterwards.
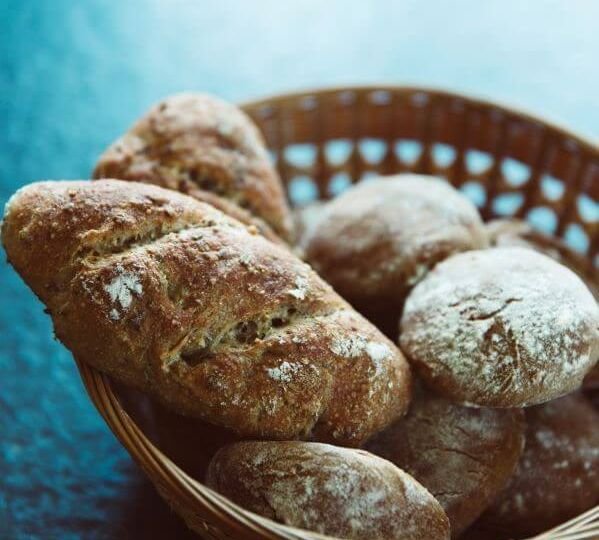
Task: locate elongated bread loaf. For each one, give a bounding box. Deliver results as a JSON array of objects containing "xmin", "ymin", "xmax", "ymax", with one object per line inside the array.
[
  {"xmin": 206, "ymin": 441, "xmax": 450, "ymax": 540},
  {"xmin": 2, "ymin": 179, "xmax": 411, "ymax": 445},
  {"xmin": 93, "ymin": 93, "xmax": 293, "ymax": 241}
]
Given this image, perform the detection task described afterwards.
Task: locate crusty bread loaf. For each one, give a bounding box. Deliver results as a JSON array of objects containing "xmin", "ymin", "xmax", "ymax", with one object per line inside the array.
[
  {"xmin": 366, "ymin": 388, "xmax": 525, "ymax": 537},
  {"xmin": 464, "ymin": 393, "xmax": 599, "ymax": 540},
  {"xmin": 302, "ymin": 175, "xmax": 487, "ymax": 337},
  {"xmin": 93, "ymin": 93, "xmax": 293, "ymax": 241},
  {"xmin": 400, "ymin": 247, "xmax": 599, "ymax": 407},
  {"xmin": 2, "ymin": 179, "xmax": 411, "ymax": 445},
  {"xmin": 206, "ymin": 441, "xmax": 450, "ymax": 540}
]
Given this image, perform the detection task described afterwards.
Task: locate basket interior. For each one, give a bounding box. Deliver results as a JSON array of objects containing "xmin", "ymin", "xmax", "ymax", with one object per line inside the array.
[
  {"xmin": 242, "ymin": 87, "xmax": 598, "ymax": 276},
  {"xmin": 81, "ymin": 87, "xmax": 598, "ymax": 540}
]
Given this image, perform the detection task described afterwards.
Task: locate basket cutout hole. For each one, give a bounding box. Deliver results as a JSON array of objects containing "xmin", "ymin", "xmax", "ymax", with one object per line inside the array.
[
  {"xmin": 411, "ymin": 92, "xmax": 429, "ymax": 108},
  {"xmin": 563, "ymin": 223, "xmax": 590, "ymax": 253},
  {"xmin": 337, "ymin": 90, "xmax": 356, "ymax": 106},
  {"xmin": 328, "ymin": 173, "xmax": 352, "ymax": 197},
  {"xmin": 460, "ymin": 181, "xmax": 487, "ymax": 208},
  {"xmin": 395, "ymin": 140, "xmax": 422, "ymax": 165},
  {"xmin": 466, "ymin": 150, "xmax": 493, "ymax": 175},
  {"xmin": 299, "ymin": 95, "xmax": 318, "ymax": 111},
  {"xmin": 359, "ymin": 138, "xmax": 386, "ymax": 164},
  {"xmin": 527, "ymin": 207, "xmax": 558, "ymax": 234},
  {"xmin": 285, "ymin": 144, "xmax": 316, "ymax": 168},
  {"xmin": 289, "ymin": 176, "xmax": 318, "ymax": 206},
  {"xmin": 325, "ymin": 139, "xmax": 353, "ymax": 165},
  {"xmin": 492, "ymin": 192, "xmax": 524, "ymax": 216},
  {"xmin": 577, "ymin": 194, "xmax": 599, "ymax": 223},
  {"xmin": 360, "ymin": 171, "xmax": 379, "ymax": 182},
  {"xmin": 502, "ymin": 158, "xmax": 530, "ymax": 187},
  {"xmin": 432, "ymin": 143, "xmax": 456, "ymax": 168},
  {"xmin": 541, "ymin": 174, "xmax": 565, "ymax": 201},
  {"xmin": 369, "ymin": 90, "xmax": 392, "ymax": 105}
]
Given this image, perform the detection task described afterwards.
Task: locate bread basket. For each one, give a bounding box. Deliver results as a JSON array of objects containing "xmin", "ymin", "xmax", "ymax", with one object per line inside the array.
[{"xmin": 76, "ymin": 86, "xmax": 599, "ymax": 540}]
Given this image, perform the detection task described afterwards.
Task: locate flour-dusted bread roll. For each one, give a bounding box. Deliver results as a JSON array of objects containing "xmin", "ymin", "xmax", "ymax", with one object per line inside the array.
[
  {"xmin": 302, "ymin": 175, "xmax": 487, "ymax": 337},
  {"xmin": 206, "ymin": 441, "xmax": 450, "ymax": 540},
  {"xmin": 400, "ymin": 247, "xmax": 599, "ymax": 407},
  {"xmin": 93, "ymin": 93, "xmax": 293, "ymax": 241},
  {"xmin": 2, "ymin": 180, "xmax": 411, "ymax": 446},
  {"xmin": 464, "ymin": 394, "xmax": 599, "ymax": 540},
  {"xmin": 366, "ymin": 390, "xmax": 525, "ymax": 537}
]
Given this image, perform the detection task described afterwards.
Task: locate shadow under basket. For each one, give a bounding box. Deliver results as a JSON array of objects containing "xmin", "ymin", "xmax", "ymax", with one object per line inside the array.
[{"xmin": 76, "ymin": 86, "xmax": 599, "ymax": 540}]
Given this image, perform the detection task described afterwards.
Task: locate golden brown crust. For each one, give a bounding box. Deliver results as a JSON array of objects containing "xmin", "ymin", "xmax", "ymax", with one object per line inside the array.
[
  {"xmin": 206, "ymin": 441, "xmax": 450, "ymax": 540},
  {"xmin": 464, "ymin": 394, "xmax": 599, "ymax": 540},
  {"xmin": 302, "ymin": 175, "xmax": 487, "ymax": 338},
  {"xmin": 365, "ymin": 389, "xmax": 525, "ymax": 537},
  {"xmin": 93, "ymin": 93, "xmax": 293, "ymax": 241},
  {"xmin": 2, "ymin": 179, "xmax": 411, "ymax": 445}
]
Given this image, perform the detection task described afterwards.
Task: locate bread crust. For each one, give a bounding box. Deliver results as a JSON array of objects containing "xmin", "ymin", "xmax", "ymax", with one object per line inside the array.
[
  {"xmin": 2, "ymin": 179, "xmax": 411, "ymax": 445},
  {"xmin": 485, "ymin": 218, "xmax": 599, "ymax": 395},
  {"xmin": 400, "ymin": 247, "xmax": 599, "ymax": 407},
  {"xmin": 464, "ymin": 393, "xmax": 599, "ymax": 539},
  {"xmin": 366, "ymin": 389, "xmax": 525, "ymax": 537},
  {"xmin": 93, "ymin": 93, "xmax": 293, "ymax": 241},
  {"xmin": 206, "ymin": 441, "xmax": 450, "ymax": 540},
  {"xmin": 302, "ymin": 175, "xmax": 487, "ymax": 337}
]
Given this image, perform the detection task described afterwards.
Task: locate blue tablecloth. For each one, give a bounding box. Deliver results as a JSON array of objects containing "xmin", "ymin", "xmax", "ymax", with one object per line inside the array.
[{"xmin": 1, "ymin": 1, "xmax": 597, "ymax": 538}]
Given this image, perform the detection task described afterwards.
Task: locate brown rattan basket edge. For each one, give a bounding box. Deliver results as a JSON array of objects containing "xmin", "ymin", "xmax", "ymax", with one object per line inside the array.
[{"xmin": 239, "ymin": 83, "xmax": 599, "ymax": 153}]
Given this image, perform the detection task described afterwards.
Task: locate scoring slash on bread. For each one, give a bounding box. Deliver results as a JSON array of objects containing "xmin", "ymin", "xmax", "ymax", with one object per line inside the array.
[
  {"xmin": 206, "ymin": 441, "xmax": 450, "ymax": 540},
  {"xmin": 301, "ymin": 175, "xmax": 488, "ymax": 337},
  {"xmin": 366, "ymin": 388, "xmax": 525, "ymax": 537},
  {"xmin": 1, "ymin": 179, "xmax": 411, "ymax": 446},
  {"xmin": 93, "ymin": 93, "xmax": 293, "ymax": 242},
  {"xmin": 400, "ymin": 247, "xmax": 599, "ymax": 407}
]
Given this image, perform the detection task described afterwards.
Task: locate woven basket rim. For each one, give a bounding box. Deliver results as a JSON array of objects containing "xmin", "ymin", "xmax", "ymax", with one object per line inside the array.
[
  {"xmin": 239, "ymin": 83, "xmax": 599, "ymax": 153},
  {"xmin": 76, "ymin": 85, "xmax": 598, "ymax": 540}
]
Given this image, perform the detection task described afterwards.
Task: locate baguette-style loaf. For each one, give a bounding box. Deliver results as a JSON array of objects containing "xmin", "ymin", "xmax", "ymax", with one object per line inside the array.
[
  {"xmin": 206, "ymin": 441, "xmax": 450, "ymax": 540},
  {"xmin": 93, "ymin": 93, "xmax": 293, "ymax": 241},
  {"xmin": 2, "ymin": 179, "xmax": 411, "ymax": 445}
]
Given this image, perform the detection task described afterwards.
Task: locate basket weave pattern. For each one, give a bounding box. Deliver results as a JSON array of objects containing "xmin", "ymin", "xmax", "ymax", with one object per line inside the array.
[{"xmin": 78, "ymin": 87, "xmax": 598, "ymax": 540}]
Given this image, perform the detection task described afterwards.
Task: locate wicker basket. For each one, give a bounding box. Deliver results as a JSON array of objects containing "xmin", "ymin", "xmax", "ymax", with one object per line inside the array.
[{"xmin": 76, "ymin": 86, "xmax": 599, "ymax": 540}]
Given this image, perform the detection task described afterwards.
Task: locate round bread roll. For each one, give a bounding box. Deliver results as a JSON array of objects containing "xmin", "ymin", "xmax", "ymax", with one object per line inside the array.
[
  {"xmin": 93, "ymin": 93, "xmax": 293, "ymax": 241},
  {"xmin": 206, "ymin": 441, "xmax": 450, "ymax": 540},
  {"xmin": 400, "ymin": 247, "xmax": 599, "ymax": 407},
  {"xmin": 366, "ymin": 390, "xmax": 525, "ymax": 537},
  {"xmin": 464, "ymin": 393, "xmax": 599, "ymax": 540},
  {"xmin": 302, "ymin": 175, "xmax": 487, "ymax": 337}
]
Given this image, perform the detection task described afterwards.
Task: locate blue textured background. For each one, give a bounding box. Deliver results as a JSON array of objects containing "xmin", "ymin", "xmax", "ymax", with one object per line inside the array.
[{"xmin": 1, "ymin": 1, "xmax": 598, "ymax": 538}]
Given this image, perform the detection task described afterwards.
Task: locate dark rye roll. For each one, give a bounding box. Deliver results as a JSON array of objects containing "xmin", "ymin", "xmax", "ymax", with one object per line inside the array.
[{"xmin": 302, "ymin": 175, "xmax": 487, "ymax": 337}]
